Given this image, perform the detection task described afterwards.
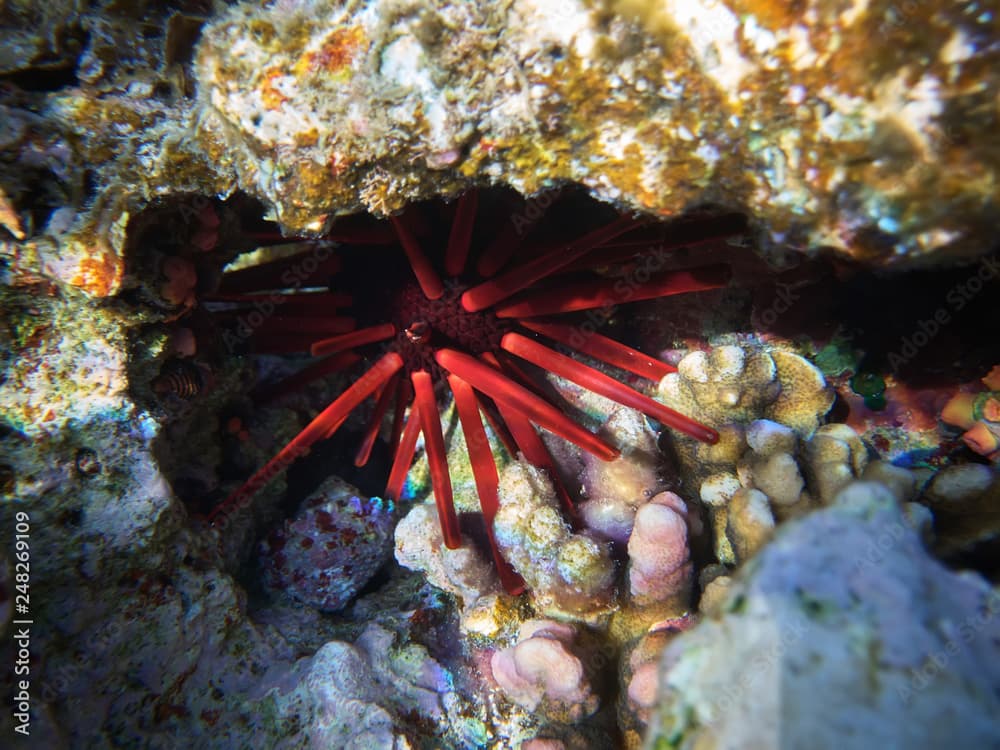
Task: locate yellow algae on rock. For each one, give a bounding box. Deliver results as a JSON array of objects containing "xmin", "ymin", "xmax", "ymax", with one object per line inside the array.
[{"xmin": 191, "ymin": 0, "xmax": 998, "ymax": 265}]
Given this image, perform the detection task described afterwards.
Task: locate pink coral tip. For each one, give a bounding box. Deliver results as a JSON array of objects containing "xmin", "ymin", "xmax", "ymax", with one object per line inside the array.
[
  {"xmin": 962, "ymin": 421, "xmax": 1000, "ymax": 456},
  {"xmin": 941, "ymin": 393, "xmax": 979, "ymax": 430}
]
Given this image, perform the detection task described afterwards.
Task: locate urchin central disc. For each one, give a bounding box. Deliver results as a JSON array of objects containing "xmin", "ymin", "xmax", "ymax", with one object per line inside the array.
[
  {"xmin": 392, "ymin": 279, "xmax": 509, "ymax": 362},
  {"xmin": 405, "ymin": 321, "xmax": 431, "ymax": 344}
]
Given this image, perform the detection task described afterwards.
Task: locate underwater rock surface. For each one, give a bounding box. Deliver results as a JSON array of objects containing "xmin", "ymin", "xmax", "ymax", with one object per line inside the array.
[
  {"xmin": 259, "ymin": 477, "xmax": 396, "ymax": 611},
  {"xmin": 647, "ymin": 481, "xmax": 1000, "ymax": 749},
  {"xmin": 194, "ymin": 0, "xmax": 999, "ymax": 264},
  {"xmin": 2, "ymin": 0, "xmax": 997, "ymax": 302}
]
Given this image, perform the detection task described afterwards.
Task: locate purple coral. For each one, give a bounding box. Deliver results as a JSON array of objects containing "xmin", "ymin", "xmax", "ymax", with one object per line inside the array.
[
  {"xmin": 490, "ymin": 619, "xmax": 599, "ymax": 722},
  {"xmin": 627, "ymin": 491, "xmax": 693, "ymax": 607}
]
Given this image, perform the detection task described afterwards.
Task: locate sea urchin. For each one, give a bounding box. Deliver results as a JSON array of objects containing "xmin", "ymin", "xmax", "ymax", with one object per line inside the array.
[{"xmin": 206, "ymin": 188, "xmax": 738, "ymax": 593}]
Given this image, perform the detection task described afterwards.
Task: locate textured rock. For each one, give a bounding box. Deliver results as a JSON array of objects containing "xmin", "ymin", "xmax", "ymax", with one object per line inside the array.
[
  {"xmin": 0, "ymin": 291, "xmax": 132, "ymax": 436},
  {"xmin": 267, "ymin": 623, "xmax": 482, "ymax": 749},
  {"xmin": 919, "ymin": 463, "xmax": 1000, "ymax": 556},
  {"xmin": 193, "ymin": 0, "xmax": 999, "ymax": 266},
  {"xmin": 495, "ymin": 461, "xmax": 616, "ymax": 623},
  {"xmin": 0, "ymin": 0, "xmax": 224, "ymax": 296},
  {"xmin": 394, "ymin": 502, "xmax": 505, "ymax": 635},
  {"xmin": 259, "ymin": 477, "xmax": 397, "ymax": 611},
  {"xmin": 646, "ymin": 481, "xmax": 1000, "ymax": 750},
  {"xmin": 1, "ymin": 0, "xmax": 996, "ymax": 308}
]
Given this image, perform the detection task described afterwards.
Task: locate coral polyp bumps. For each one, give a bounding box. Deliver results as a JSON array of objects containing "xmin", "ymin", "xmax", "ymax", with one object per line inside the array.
[{"xmin": 206, "ymin": 188, "xmax": 740, "ymax": 592}]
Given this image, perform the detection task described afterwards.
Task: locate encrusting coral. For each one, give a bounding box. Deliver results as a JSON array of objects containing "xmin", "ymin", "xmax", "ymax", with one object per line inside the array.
[
  {"xmin": 626, "ymin": 491, "xmax": 693, "ymax": 609},
  {"xmin": 658, "ymin": 344, "xmax": 833, "ymax": 489},
  {"xmin": 578, "ymin": 407, "xmax": 664, "ymax": 546},
  {"xmin": 703, "ymin": 419, "xmax": 875, "ymax": 566},
  {"xmin": 494, "ymin": 461, "xmax": 616, "ymax": 623},
  {"xmin": 658, "ymin": 343, "xmax": 836, "ymax": 564}
]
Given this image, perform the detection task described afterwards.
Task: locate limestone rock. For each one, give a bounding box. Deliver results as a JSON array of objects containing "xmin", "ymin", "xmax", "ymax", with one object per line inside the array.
[{"xmin": 646, "ymin": 481, "xmax": 1000, "ymax": 750}]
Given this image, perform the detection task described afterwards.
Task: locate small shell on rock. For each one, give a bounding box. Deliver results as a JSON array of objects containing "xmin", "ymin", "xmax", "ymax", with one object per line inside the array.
[{"xmin": 259, "ymin": 477, "xmax": 396, "ymax": 611}]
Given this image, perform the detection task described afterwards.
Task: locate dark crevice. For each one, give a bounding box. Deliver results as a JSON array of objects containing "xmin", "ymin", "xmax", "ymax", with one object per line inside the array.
[{"xmin": 0, "ymin": 62, "xmax": 80, "ymax": 92}]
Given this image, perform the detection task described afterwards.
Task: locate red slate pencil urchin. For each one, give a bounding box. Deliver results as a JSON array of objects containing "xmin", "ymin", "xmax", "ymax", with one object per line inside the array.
[{"xmin": 206, "ymin": 187, "xmax": 739, "ymax": 594}]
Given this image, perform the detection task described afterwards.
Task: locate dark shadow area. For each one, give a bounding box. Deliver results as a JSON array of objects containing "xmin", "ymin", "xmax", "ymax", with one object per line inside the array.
[{"xmin": 753, "ymin": 253, "xmax": 1000, "ymax": 387}]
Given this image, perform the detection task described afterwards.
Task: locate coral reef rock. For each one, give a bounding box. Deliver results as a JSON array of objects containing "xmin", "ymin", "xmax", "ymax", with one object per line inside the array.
[
  {"xmin": 646, "ymin": 480, "xmax": 1000, "ymax": 750},
  {"xmin": 394, "ymin": 501, "xmax": 505, "ymax": 635},
  {"xmin": 193, "ymin": 0, "xmax": 999, "ymax": 266},
  {"xmin": 4, "ymin": 0, "xmax": 997, "ymax": 301},
  {"xmin": 3, "ymin": 1, "xmax": 1000, "ymax": 748},
  {"xmin": 268, "ymin": 623, "xmax": 483, "ymax": 749},
  {"xmin": 495, "ymin": 461, "xmax": 616, "ymax": 623},
  {"xmin": 0, "ymin": 291, "xmax": 132, "ymax": 436},
  {"xmin": 259, "ymin": 477, "xmax": 397, "ymax": 611},
  {"xmin": 919, "ymin": 463, "xmax": 1000, "ymax": 557}
]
